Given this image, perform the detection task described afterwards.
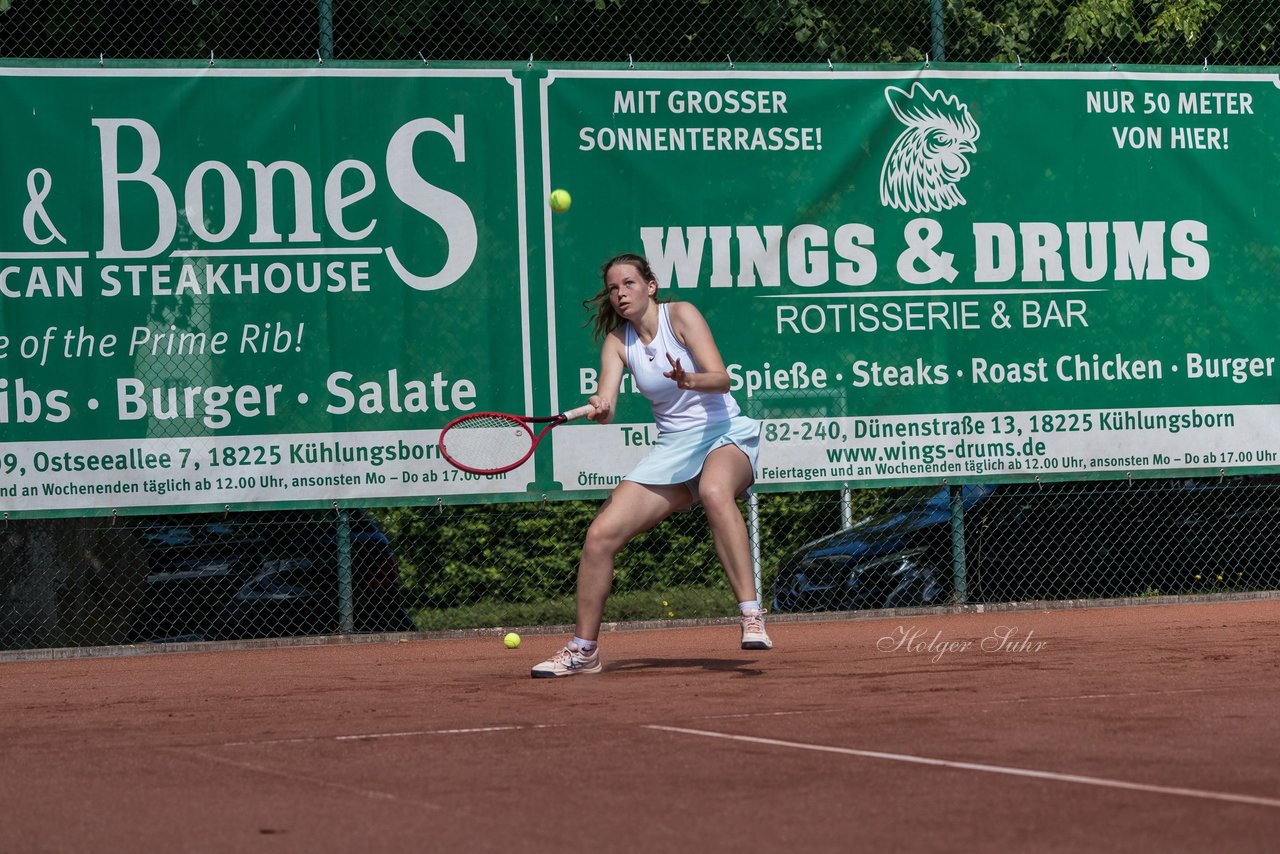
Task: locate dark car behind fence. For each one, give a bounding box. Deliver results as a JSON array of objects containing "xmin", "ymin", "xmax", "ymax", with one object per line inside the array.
[
  {"xmin": 129, "ymin": 510, "xmax": 413, "ymax": 643},
  {"xmin": 772, "ymin": 478, "xmax": 1280, "ymax": 614}
]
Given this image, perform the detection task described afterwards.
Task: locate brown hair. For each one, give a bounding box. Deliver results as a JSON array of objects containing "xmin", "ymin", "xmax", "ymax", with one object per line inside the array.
[{"xmin": 582, "ymin": 252, "xmax": 664, "ymax": 345}]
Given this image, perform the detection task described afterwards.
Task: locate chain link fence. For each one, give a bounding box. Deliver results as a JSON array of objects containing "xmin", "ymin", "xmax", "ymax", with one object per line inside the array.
[
  {"xmin": 2, "ymin": 1, "xmax": 1279, "ymax": 651},
  {"xmin": 6, "ymin": 475, "xmax": 1280, "ymax": 649},
  {"xmin": 0, "ymin": 1, "xmax": 1274, "ymax": 66}
]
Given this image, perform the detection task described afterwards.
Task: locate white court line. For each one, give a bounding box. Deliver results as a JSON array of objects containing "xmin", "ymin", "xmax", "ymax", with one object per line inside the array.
[
  {"xmin": 172, "ymin": 747, "xmax": 442, "ymax": 809},
  {"xmin": 695, "ymin": 709, "xmax": 840, "ymax": 721},
  {"xmin": 335, "ymin": 725, "xmax": 523, "ymax": 742},
  {"xmin": 975, "ymin": 686, "xmax": 1223, "ymax": 706},
  {"xmin": 222, "ymin": 723, "xmax": 563, "ymax": 748},
  {"xmin": 648, "ymin": 725, "xmax": 1280, "ymax": 810}
]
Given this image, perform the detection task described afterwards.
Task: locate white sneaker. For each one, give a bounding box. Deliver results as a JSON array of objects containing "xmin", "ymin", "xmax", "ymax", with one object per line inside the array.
[
  {"xmin": 741, "ymin": 609, "xmax": 773, "ymax": 650},
  {"xmin": 531, "ymin": 644, "xmax": 602, "ymax": 678}
]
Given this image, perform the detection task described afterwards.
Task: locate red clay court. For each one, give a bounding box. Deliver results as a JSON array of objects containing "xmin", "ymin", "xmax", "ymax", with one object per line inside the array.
[{"xmin": 3, "ymin": 597, "xmax": 1279, "ymax": 852}]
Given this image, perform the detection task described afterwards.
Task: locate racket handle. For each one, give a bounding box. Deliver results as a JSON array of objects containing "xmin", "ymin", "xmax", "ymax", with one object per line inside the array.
[{"xmin": 560, "ymin": 403, "xmax": 597, "ymax": 423}]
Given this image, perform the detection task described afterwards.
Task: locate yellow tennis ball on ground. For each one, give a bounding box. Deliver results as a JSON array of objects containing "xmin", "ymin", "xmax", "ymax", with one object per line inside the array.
[
  {"xmin": 549, "ymin": 188, "xmax": 571, "ymax": 213},
  {"xmin": 503, "ymin": 632, "xmax": 521, "ymax": 649}
]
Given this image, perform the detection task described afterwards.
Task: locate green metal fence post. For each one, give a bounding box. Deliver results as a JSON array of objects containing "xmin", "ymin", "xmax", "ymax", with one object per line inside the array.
[
  {"xmin": 748, "ymin": 492, "xmax": 762, "ymax": 604},
  {"xmin": 336, "ymin": 506, "xmax": 354, "ymax": 633},
  {"xmin": 950, "ymin": 484, "xmax": 967, "ymax": 604},
  {"xmin": 318, "ymin": 0, "xmax": 334, "ymax": 61},
  {"xmin": 931, "ymin": 0, "xmax": 946, "ymax": 62}
]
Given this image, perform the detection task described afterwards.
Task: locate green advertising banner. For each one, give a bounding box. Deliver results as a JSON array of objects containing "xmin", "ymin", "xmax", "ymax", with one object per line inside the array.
[
  {"xmin": 543, "ymin": 68, "xmax": 1280, "ymax": 494},
  {"xmin": 3, "ymin": 64, "xmax": 1280, "ymax": 516},
  {"xmin": 0, "ymin": 67, "xmax": 532, "ymax": 515}
]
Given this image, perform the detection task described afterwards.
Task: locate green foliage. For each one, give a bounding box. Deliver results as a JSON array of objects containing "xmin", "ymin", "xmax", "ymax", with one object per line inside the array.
[
  {"xmin": 378, "ymin": 501, "xmax": 595, "ymax": 608},
  {"xmin": 1062, "ymin": 0, "xmax": 1143, "ymax": 54},
  {"xmin": 948, "ymin": 0, "xmax": 1269, "ymax": 64},
  {"xmin": 374, "ymin": 488, "xmax": 881, "ymax": 628},
  {"xmin": 1146, "ymin": 0, "xmax": 1223, "ymax": 49},
  {"xmin": 378, "ymin": 497, "xmax": 733, "ymax": 613},
  {"xmin": 410, "ymin": 583, "xmax": 736, "ymax": 630},
  {"xmin": 0, "ymin": 0, "xmax": 1271, "ymax": 65}
]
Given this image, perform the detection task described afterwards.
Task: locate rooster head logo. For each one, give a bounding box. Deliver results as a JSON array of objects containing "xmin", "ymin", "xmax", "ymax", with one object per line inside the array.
[{"xmin": 879, "ymin": 84, "xmax": 981, "ymax": 213}]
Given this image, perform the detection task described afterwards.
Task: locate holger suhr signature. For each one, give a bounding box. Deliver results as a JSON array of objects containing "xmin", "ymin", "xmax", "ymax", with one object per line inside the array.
[{"xmin": 877, "ymin": 625, "xmax": 1048, "ymax": 663}]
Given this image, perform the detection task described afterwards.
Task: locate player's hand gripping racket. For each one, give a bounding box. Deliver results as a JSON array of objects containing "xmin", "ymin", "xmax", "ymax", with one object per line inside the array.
[{"xmin": 438, "ymin": 404, "xmax": 596, "ymax": 475}]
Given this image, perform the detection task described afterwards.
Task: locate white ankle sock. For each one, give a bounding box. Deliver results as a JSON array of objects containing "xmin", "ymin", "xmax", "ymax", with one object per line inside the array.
[
  {"xmin": 571, "ymin": 636, "xmax": 597, "ymax": 653},
  {"xmin": 738, "ymin": 600, "xmax": 761, "ymax": 615}
]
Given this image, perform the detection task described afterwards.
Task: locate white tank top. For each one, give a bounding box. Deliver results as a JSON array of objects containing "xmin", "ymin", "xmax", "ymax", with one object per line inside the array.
[{"xmin": 624, "ymin": 303, "xmax": 740, "ymax": 433}]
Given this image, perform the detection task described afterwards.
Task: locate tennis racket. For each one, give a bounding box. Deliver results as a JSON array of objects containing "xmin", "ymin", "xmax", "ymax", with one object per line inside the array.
[{"xmin": 438, "ymin": 403, "xmax": 597, "ymax": 475}]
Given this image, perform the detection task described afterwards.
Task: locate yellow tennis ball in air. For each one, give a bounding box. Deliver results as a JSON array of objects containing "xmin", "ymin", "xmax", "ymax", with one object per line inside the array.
[
  {"xmin": 503, "ymin": 632, "xmax": 521, "ymax": 649},
  {"xmin": 549, "ymin": 188, "xmax": 572, "ymax": 213}
]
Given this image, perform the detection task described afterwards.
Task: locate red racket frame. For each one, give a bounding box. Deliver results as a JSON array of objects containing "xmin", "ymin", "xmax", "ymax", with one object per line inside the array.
[{"xmin": 438, "ymin": 403, "xmax": 596, "ymax": 475}]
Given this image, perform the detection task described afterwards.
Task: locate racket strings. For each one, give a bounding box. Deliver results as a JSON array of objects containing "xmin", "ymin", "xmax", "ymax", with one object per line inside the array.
[{"xmin": 440, "ymin": 415, "xmax": 535, "ymax": 472}]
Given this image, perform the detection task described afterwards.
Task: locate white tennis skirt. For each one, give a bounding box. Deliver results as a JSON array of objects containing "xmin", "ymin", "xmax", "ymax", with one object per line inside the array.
[{"xmin": 623, "ymin": 416, "xmax": 761, "ymax": 491}]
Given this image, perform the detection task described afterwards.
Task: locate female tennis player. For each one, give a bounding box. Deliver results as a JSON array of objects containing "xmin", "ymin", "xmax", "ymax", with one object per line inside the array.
[{"xmin": 532, "ymin": 252, "xmax": 770, "ymax": 677}]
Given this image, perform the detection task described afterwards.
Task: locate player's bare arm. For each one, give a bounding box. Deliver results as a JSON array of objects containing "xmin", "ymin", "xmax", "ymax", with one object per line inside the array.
[
  {"xmin": 589, "ymin": 331, "xmax": 626, "ymax": 423},
  {"xmin": 665, "ymin": 302, "xmax": 730, "ymax": 394}
]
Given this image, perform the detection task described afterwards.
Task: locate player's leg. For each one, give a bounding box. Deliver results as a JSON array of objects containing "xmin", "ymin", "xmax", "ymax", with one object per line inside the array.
[
  {"xmin": 697, "ymin": 444, "xmax": 756, "ymax": 601},
  {"xmin": 532, "ymin": 480, "xmax": 691, "ymax": 678},
  {"xmin": 698, "ymin": 444, "xmax": 772, "ymax": 650},
  {"xmin": 576, "ymin": 480, "xmax": 693, "ymax": 639}
]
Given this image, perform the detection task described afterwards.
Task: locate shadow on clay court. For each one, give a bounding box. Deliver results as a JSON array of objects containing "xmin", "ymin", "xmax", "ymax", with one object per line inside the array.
[{"xmin": 606, "ymin": 657, "xmax": 766, "ymax": 675}]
